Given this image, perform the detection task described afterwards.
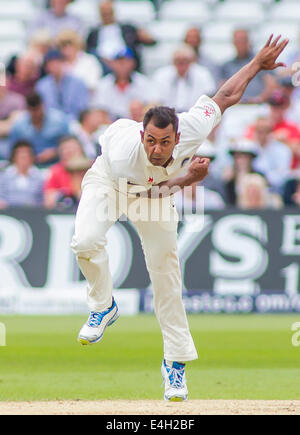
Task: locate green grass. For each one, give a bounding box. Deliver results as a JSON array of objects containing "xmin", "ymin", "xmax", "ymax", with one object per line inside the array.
[{"xmin": 0, "ymin": 314, "xmax": 300, "ymax": 401}]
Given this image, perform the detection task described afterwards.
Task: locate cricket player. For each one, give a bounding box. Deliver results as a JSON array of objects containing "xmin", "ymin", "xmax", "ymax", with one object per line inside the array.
[{"xmin": 71, "ymin": 35, "xmax": 288, "ymax": 401}]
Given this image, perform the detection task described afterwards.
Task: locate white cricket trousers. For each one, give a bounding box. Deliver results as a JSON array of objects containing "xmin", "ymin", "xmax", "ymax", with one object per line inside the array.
[{"xmin": 71, "ymin": 157, "xmax": 198, "ymax": 362}]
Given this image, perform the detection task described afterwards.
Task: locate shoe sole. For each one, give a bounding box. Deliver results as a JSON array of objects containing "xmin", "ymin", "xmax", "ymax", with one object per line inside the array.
[
  {"xmin": 164, "ymin": 395, "xmax": 187, "ymax": 402},
  {"xmin": 78, "ymin": 310, "xmax": 119, "ymax": 346}
]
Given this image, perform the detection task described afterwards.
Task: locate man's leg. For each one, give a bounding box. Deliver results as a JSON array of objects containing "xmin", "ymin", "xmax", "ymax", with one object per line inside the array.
[
  {"xmin": 130, "ymin": 196, "xmax": 198, "ymax": 362},
  {"xmin": 71, "ymin": 182, "xmax": 121, "ymax": 312}
]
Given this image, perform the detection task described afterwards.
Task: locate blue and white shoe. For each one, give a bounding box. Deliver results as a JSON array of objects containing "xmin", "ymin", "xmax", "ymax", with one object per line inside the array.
[
  {"xmin": 78, "ymin": 298, "xmax": 119, "ymax": 345},
  {"xmin": 161, "ymin": 359, "xmax": 188, "ymax": 401}
]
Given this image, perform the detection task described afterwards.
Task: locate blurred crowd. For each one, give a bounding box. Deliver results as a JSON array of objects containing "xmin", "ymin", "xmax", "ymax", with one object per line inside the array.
[{"xmin": 1, "ymin": 0, "xmax": 300, "ymax": 211}]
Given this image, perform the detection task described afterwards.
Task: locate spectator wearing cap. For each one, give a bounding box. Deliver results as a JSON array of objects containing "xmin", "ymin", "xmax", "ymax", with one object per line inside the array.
[
  {"xmin": 29, "ymin": 0, "xmax": 85, "ymax": 39},
  {"xmin": 36, "ymin": 49, "xmax": 89, "ymax": 120},
  {"xmin": 9, "ymin": 92, "xmax": 70, "ymax": 167},
  {"xmin": 251, "ymin": 117, "xmax": 292, "ymax": 193},
  {"xmin": 86, "ymin": 0, "xmax": 156, "ymax": 73},
  {"xmin": 0, "ymin": 140, "xmax": 44, "ymax": 209},
  {"xmin": 92, "ymin": 47, "xmax": 158, "ymax": 120},
  {"xmin": 221, "ymin": 29, "xmax": 277, "ymax": 103},
  {"xmin": 184, "ymin": 26, "xmax": 222, "ymax": 85},
  {"xmin": 153, "ymin": 44, "xmax": 216, "ymax": 113},
  {"xmin": 43, "ymin": 135, "xmax": 86, "ymax": 209},
  {"xmin": 223, "ymin": 139, "xmax": 264, "ymax": 206},
  {"xmin": 56, "ymin": 30, "xmax": 103, "ymax": 95}
]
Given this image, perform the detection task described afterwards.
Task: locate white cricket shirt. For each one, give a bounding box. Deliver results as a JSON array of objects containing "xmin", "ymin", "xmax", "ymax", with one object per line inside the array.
[{"xmin": 97, "ymin": 95, "xmax": 221, "ymax": 192}]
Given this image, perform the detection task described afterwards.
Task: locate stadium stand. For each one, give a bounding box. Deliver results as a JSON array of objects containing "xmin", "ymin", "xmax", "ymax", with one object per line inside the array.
[{"xmin": 1, "ymin": 0, "xmax": 300, "ymax": 211}]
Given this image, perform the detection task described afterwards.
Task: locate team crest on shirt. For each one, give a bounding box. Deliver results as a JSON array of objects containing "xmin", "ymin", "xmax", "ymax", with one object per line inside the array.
[
  {"xmin": 147, "ymin": 177, "xmax": 154, "ymax": 184},
  {"xmin": 203, "ymin": 105, "xmax": 215, "ymax": 118},
  {"xmin": 181, "ymin": 158, "xmax": 189, "ymax": 167}
]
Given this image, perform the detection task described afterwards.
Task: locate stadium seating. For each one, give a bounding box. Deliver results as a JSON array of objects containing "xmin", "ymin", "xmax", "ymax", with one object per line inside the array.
[
  {"xmin": 159, "ymin": 1, "xmax": 211, "ymax": 24},
  {"xmin": 147, "ymin": 20, "xmax": 192, "ymax": 43},
  {"xmin": 114, "ymin": 1, "xmax": 156, "ymax": 25},
  {"xmin": 66, "ymin": 0, "xmax": 100, "ymax": 27},
  {"xmin": 214, "ymin": 1, "xmax": 265, "ymax": 25}
]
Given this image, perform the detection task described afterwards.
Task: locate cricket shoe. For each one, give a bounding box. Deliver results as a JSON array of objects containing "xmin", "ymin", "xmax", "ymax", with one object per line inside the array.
[
  {"xmin": 78, "ymin": 298, "xmax": 119, "ymax": 345},
  {"xmin": 161, "ymin": 359, "xmax": 188, "ymax": 401}
]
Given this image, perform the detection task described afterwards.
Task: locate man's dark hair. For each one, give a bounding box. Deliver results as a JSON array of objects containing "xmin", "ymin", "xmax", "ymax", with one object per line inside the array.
[
  {"xmin": 26, "ymin": 92, "xmax": 43, "ymax": 108},
  {"xmin": 79, "ymin": 109, "xmax": 91, "ymax": 124},
  {"xmin": 10, "ymin": 140, "xmax": 35, "ymax": 162},
  {"xmin": 143, "ymin": 106, "xmax": 179, "ymax": 133}
]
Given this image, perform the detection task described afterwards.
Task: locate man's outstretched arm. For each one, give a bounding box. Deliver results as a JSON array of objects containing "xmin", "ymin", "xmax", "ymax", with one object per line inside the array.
[{"xmin": 213, "ymin": 34, "xmax": 289, "ymax": 114}]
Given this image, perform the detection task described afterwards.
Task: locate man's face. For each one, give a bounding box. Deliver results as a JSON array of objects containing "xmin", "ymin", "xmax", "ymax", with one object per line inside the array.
[
  {"xmin": 112, "ymin": 57, "xmax": 135, "ymax": 78},
  {"xmin": 254, "ymin": 118, "xmax": 272, "ymax": 145},
  {"xmin": 28, "ymin": 104, "xmax": 44, "ymax": 123},
  {"xmin": 100, "ymin": 1, "xmax": 115, "ymax": 25},
  {"xmin": 141, "ymin": 122, "xmax": 180, "ymax": 167},
  {"xmin": 50, "ymin": 0, "xmax": 69, "ymax": 16},
  {"xmin": 45, "ymin": 58, "xmax": 65, "ymax": 78},
  {"xmin": 173, "ymin": 55, "xmax": 193, "ymax": 77},
  {"xmin": 233, "ymin": 30, "xmax": 250, "ymax": 58}
]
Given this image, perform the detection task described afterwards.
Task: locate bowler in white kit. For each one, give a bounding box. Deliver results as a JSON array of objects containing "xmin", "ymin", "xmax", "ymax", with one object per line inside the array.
[{"xmin": 71, "ymin": 35, "xmax": 288, "ymax": 401}]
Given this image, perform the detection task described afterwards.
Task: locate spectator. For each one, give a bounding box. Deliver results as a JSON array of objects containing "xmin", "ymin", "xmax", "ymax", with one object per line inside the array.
[
  {"xmin": 86, "ymin": 0, "xmax": 156, "ymax": 73},
  {"xmin": 153, "ymin": 44, "xmax": 216, "ymax": 112},
  {"xmin": 36, "ymin": 49, "xmax": 89, "ymax": 120},
  {"xmin": 129, "ymin": 100, "xmax": 147, "ymax": 122},
  {"xmin": 27, "ymin": 30, "xmax": 54, "ymax": 76},
  {"xmin": 251, "ymin": 117, "xmax": 292, "ymax": 193},
  {"xmin": 43, "ymin": 135, "xmax": 86, "ymax": 209},
  {"xmin": 237, "ymin": 173, "xmax": 283, "ymax": 210},
  {"xmin": 0, "ymin": 140, "xmax": 44, "ymax": 209},
  {"xmin": 9, "ymin": 92, "xmax": 70, "ymax": 167},
  {"xmin": 71, "ymin": 108, "xmax": 112, "ymax": 158},
  {"xmin": 56, "ymin": 30, "xmax": 103, "ymax": 95},
  {"xmin": 223, "ymin": 139, "xmax": 262, "ymax": 206},
  {"xmin": 7, "ymin": 53, "xmax": 41, "ymax": 97},
  {"xmin": 283, "ymin": 172, "xmax": 300, "ymax": 207},
  {"xmin": 194, "ymin": 140, "xmax": 226, "ymax": 200},
  {"xmin": 0, "ymin": 87, "xmax": 26, "ymax": 161},
  {"xmin": 184, "ymin": 26, "xmax": 221, "ymax": 84},
  {"xmin": 221, "ymin": 29, "xmax": 277, "ymax": 103},
  {"xmin": 92, "ymin": 47, "xmax": 158, "ymax": 120},
  {"xmin": 29, "ymin": 0, "xmax": 85, "ymax": 39},
  {"xmin": 245, "ymin": 90, "xmax": 300, "ymax": 150},
  {"xmin": 57, "ymin": 155, "xmax": 93, "ymax": 209}
]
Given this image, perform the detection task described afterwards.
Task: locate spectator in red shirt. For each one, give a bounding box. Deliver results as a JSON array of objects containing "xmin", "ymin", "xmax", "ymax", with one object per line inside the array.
[
  {"xmin": 43, "ymin": 135, "xmax": 86, "ymax": 208},
  {"xmin": 245, "ymin": 90, "xmax": 300, "ymax": 147}
]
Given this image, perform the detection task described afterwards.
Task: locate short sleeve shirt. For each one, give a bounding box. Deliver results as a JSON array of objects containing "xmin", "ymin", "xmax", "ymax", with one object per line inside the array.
[{"xmin": 99, "ymin": 95, "xmax": 221, "ymax": 191}]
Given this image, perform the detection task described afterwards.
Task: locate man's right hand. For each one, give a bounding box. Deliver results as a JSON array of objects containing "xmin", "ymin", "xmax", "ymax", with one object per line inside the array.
[{"xmin": 186, "ymin": 157, "xmax": 210, "ymax": 184}]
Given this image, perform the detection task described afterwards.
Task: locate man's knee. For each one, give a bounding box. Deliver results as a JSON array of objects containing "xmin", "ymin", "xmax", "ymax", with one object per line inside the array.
[{"xmin": 70, "ymin": 233, "xmax": 106, "ymax": 256}]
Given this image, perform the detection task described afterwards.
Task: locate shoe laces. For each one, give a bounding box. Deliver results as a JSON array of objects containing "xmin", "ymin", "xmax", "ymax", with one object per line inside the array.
[
  {"xmin": 165, "ymin": 365, "xmax": 185, "ymax": 389},
  {"xmin": 87, "ymin": 311, "xmax": 104, "ymax": 327}
]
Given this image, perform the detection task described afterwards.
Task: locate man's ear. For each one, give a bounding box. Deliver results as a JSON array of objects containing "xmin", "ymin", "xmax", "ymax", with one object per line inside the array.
[
  {"xmin": 140, "ymin": 130, "xmax": 144, "ymax": 143},
  {"xmin": 176, "ymin": 132, "xmax": 181, "ymax": 145}
]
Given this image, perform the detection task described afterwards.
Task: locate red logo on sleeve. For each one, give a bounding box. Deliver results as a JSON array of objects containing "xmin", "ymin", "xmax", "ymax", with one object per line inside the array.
[
  {"xmin": 204, "ymin": 105, "xmax": 215, "ymax": 118},
  {"xmin": 148, "ymin": 177, "xmax": 154, "ymax": 183}
]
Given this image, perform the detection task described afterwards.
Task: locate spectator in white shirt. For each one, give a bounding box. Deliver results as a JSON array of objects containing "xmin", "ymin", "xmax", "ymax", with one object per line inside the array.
[
  {"xmin": 153, "ymin": 44, "xmax": 216, "ymax": 113},
  {"xmin": 57, "ymin": 30, "xmax": 103, "ymax": 96},
  {"xmin": 92, "ymin": 47, "xmax": 159, "ymax": 120}
]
